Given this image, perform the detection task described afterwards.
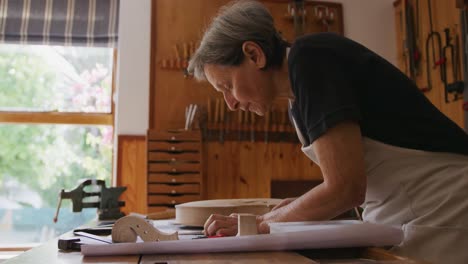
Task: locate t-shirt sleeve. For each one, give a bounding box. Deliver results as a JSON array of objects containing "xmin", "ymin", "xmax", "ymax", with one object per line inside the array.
[{"xmin": 289, "ymin": 45, "xmax": 361, "ymax": 144}]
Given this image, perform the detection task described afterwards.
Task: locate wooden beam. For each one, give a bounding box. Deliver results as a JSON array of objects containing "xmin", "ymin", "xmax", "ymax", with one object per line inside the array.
[
  {"xmin": 117, "ymin": 135, "xmax": 147, "ymax": 215},
  {"xmin": 0, "ymin": 112, "xmax": 113, "ymax": 125}
]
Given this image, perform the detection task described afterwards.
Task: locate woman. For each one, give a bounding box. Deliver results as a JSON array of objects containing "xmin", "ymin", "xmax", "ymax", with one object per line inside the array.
[{"xmin": 187, "ymin": 1, "xmax": 468, "ymax": 263}]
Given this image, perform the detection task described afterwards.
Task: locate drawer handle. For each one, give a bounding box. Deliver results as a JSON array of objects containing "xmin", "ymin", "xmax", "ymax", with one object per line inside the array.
[
  {"xmin": 172, "ymin": 168, "xmax": 177, "ymax": 172},
  {"xmin": 170, "ymin": 146, "xmax": 176, "ymax": 151},
  {"xmin": 171, "ymin": 178, "xmax": 176, "ymax": 183},
  {"xmin": 171, "ymin": 158, "xmax": 176, "ymax": 162},
  {"xmin": 171, "ymin": 136, "xmax": 176, "ymax": 140},
  {"xmin": 171, "ymin": 190, "xmax": 176, "ymax": 194},
  {"xmin": 171, "ymin": 200, "xmax": 176, "ymax": 204}
]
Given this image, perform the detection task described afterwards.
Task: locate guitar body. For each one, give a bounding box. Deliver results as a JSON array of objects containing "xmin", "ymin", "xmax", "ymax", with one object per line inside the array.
[{"xmin": 175, "ymin": 198, "xmax": 282, "ymax": 227}]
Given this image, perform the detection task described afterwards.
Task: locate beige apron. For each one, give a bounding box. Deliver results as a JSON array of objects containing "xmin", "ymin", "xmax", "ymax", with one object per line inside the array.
[{"xmin": 289, "ymin": 101, "xmax": 468, "ymax": 264}]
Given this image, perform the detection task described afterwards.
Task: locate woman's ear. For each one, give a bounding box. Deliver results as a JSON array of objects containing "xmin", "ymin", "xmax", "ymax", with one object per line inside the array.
[{"xmin": 242, "ymin": 41, "xmax": 266, "ymax": 69}]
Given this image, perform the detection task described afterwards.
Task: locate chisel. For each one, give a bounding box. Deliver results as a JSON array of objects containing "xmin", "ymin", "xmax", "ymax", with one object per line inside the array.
[
  {"xmin": 264, "ymin": 110, "xmax": 270, "ymax": 144},
  {"xmin": 250, "ymin": 112, "xmax": 256, "ymax": 142},
  {"xmin": 219, "ymin": 99, "xmax": 225, "ymax": 143},
  {"xmin": 238, "ymin": 110, "xmax": 243, "ymax": 141},
  {"xmin": 271, "ymin": 108, "xmax": 277, "ymax": 142},
  {"xmin": 214, "ymin": 98, "xmax": 220, "ymax": 142},
  {"xmin": 207, "ymin": 99, "xmax": 212, "ymax": 141},
  {"xmin": 243, "ymin": 111, "xmax": 249, "ymax": 141},
  {"xmin": 279, "ymin": 106, "xmax": 287, "ymax": 142}
]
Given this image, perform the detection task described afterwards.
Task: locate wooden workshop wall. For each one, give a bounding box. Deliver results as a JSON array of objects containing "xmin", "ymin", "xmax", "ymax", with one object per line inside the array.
[
  {"xmin": 149, "ymin": 0, "xmax": 344, "ymax": 203},
  {"xmin": 117, "ymin": 136, "xmax": 147, "ymax": 214},
  {"xmin": 394, "ymin": 0, "xmax": 466, "ymax": 127}
]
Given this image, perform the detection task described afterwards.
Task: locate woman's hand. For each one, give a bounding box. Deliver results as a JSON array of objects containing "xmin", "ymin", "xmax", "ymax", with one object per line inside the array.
[
  {"xmin": 204, "ymin": 213, "xmax": 271, "ymax": 236},
  {"xmin": 271, "ymin": 197, "xmax": 297, "ymax": 211},
  {"xmin": 203, "ymin": 213, "xmax": 238, "ymax": 236}
]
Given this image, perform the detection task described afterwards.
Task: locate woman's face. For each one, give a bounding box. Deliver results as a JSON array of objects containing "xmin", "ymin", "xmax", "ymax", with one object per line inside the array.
[{"xmin": 203, "ymin": 42, "xmax": 276, "ymax": 116}]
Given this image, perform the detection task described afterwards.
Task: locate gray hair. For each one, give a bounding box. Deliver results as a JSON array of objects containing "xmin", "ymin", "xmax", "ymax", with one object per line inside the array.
[{"xmin": 188, "ymin": 0, "xmax": 289, "ymax": 80}]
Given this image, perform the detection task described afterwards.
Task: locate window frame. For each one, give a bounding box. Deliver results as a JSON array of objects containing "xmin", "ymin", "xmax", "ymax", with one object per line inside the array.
[{"xmin": 0, "ymin": 49, "xmax": 117, "ymax": 127}]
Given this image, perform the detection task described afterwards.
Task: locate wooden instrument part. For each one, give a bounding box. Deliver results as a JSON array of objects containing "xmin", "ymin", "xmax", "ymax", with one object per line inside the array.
[
  {"xmin": 237, "ymin": 214, "xmax": 258, "ymax": 236},
  {"xmin": 112, "ymin": 215, "xmax": 179, "ymax": 243},
  {"xmin": 175, "ymin": 198, "xmax": 282, "ymax": 227}
]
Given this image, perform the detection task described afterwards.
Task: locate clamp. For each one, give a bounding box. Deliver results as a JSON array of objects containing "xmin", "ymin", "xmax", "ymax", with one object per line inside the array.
[{"xmin": 53, "ymin": 179, "xmax": 127, "ymax": 222}]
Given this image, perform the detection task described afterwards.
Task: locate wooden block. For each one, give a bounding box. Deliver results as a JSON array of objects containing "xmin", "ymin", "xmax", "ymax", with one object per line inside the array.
[{"xmin": 237, "ymin": 214, "xmax": 258, "ymax": 236}]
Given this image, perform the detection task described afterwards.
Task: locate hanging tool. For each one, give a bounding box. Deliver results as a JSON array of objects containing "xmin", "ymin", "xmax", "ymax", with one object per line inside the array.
[
  {"xmin": 283, "ymin": 106, "xmax": 293, "ymax": 142},
  {"xmin": 184, "ymin": 104, "xmax": 197, "ymax": 130},
  {"xmin": 53, "ymin": 179, "xmax": 126, "ymax": 222},
  {"xmin": 173, "ymin": 44, "xmax": 181, "ymax": 70},
  {"xmin": 181, "ymin": 42, "xmax": 190, "ymax": 73},
  {"xmin": 271, "ymin": 108, "xmax": 278, "ymax": 142},
  {"xmin": 457, "ymin": 0, "xmax": 468, "ymax": 131},
  {"xmin": 441, "ymin": 28, "xmax": 465, "ymax": 103},
  {"xmin": 250, "ymin": 112, "xmax": 256, "ymax": 142},
  {"xmin": 237, "ymin": 110, "xmax": 243, "ymax": 142},
  {"xmin": 219, "ymin": 99, "xmax": 225, "ymax": 144},
  {"xmin": 278, "ymin": 107, "xmax": 285, "ymax": 142},
  {"xmin": 228, "ymin": 109, "xmax": 235, "ymax": 141},
  {"xmin": 242, "ymin": 111, "xmax": 248, "ymax": 141},
  {"xmin": 399, "ymin": 8, "xmax": 410, "ymax": 76},
  {"xmin": 313, "ymin": 5, "xmax": 334, "ymax": 33},
  {"xmin": 264, "ymin": 111, "xmax": 270, "ymax": 144},
  {"xmin": 292, "ymin": 0, "xmax": 306, "ymax": 36},
  {"xmin": 423, "ymin": 0, "xmax": 443, "ymax": 93},
  {"xmin": 207, "ymin": 99, "xmax": 212, "ymax": 141},
  {"xmin": 214, "ymin": 99, "xmax": 220, "ymax": 142},
  {"xmin": 405, "ymin": 0, "xmax": 419, "ymax": 79}
]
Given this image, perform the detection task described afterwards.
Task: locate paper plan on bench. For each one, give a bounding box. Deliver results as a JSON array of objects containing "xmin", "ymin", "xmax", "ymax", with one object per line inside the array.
[{"xmin": 81, "ymin": 221, "xmax": 403, "ymax": 256}]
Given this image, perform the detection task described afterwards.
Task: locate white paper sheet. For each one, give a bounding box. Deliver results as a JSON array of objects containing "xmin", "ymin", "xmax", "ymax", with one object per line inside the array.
[
  {"xmin": 269, "ymin": 220, "xmax": 366, "ymax": 233},
  {"xmin": 81, "ymin": 221, "xmax": 403, "ymax": 256}
]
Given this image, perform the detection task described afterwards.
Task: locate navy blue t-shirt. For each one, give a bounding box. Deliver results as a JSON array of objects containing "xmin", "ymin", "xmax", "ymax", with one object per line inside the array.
[{"xmin": 288, "ymin": 33, "xmax": 468, "ymax": 156}]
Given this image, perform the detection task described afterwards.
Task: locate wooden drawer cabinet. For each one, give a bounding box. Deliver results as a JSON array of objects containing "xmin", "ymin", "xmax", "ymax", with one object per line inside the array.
[
  {"xmin": 148, "ymin": 152, "xmax": 200, "ymax": 161},
  {"xmin": 148, "ymin": 141, "xmax": 200, "ymax": 152},
  {"xmin": 148, "ymin": 183, "xmax": 200, "ymax": 194},
  {"xmin": 147, "ymin": 130, "xmax": 200, "ymax": 141},
  {"xmin": 148, "ymin": 162, "xmax": 201, "ymax": 173},
  {"xmin": 148, "ymin": 173, "xmax": 201, "ymax": 183},
  {"xmin": 147, "ymin": 130, "xmax": 202, "ymax": 211}
]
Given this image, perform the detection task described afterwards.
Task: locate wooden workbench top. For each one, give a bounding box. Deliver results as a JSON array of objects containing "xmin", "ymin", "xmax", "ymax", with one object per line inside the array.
[
  {"xmin": 3, "ymin": 237, "xmax": 139, "ymax": 264},
  {"xmin": 4, "ymin": 237, "xmax": 315, "ymax": 264}
]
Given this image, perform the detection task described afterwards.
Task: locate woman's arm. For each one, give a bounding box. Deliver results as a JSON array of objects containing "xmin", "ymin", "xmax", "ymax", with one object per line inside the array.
[
  {"xmin": 204, "ymin": 121, "xmax": 367, "ymax": 235},
  {"xmin": 256, "ymin": 121, "xmax": 367, "ymax": 233}
]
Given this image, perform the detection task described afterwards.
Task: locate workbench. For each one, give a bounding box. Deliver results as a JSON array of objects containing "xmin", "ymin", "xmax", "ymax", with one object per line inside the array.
[{"xmin": 5, "ymin": 234, "xmax": 418, "ymax": 264}]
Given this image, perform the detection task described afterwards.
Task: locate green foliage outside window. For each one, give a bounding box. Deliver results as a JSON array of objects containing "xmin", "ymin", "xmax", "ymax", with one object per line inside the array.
[{"xmin": 0, "ymin": 45, "xmax": 114, "ymax": 243}]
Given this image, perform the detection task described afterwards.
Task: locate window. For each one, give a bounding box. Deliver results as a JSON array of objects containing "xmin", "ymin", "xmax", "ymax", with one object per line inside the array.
[{"xmin": 0, "ymin": 44, "xmax": 115, "ymax": 245}]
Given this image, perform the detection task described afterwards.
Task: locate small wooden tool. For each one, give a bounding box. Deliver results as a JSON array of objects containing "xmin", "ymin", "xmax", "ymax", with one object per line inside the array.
[{"xmin": 112, "ymin": 215, "xmax": 179, "ymax": 243}]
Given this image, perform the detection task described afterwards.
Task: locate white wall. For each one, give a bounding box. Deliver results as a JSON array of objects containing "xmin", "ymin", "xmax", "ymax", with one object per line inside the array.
[
  {"xmin": 114, "ymin": 0, "xmax": 397, "ymax": 136},
  {"xmin": 320, "ymin": 0, "xmax": 397, "ymax": 66},
  {"xmin": 115, "ymin": 0, "xmax": 151, "ymax": 135},
  {"xmin": 113, "ymin": 0, "xmax": 152, "ymax": 183}
]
